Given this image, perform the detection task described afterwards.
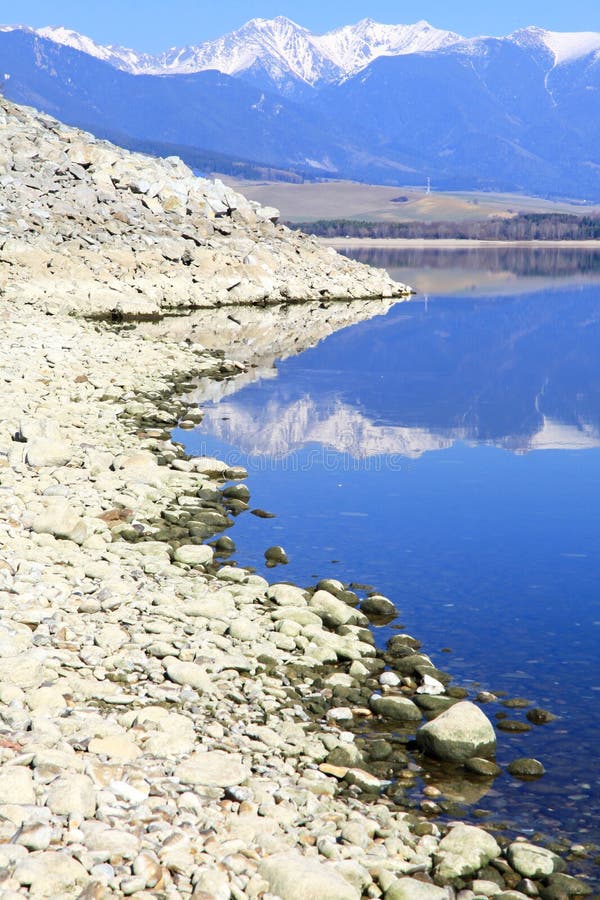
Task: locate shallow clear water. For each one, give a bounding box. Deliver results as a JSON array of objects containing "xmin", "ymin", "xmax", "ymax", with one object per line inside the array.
[{"xmin": 176, "ymin": 249, "xmax": 600, "ymax": 853}]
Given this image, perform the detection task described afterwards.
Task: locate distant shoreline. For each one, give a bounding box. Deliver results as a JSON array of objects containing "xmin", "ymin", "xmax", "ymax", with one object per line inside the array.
[{"xmin": 322, "ymin": 238, "xmax": 600, "ymax": 249}]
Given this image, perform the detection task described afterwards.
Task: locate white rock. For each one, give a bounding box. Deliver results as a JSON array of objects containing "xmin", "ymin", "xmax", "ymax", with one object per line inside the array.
[
  {"xmin": 14, "ymin": 851, "xmax": 88, "ymax": 896},
  {"xmin": 259, "ymin": 851, "xmax": 359, "ymax": 900},
  {"xmin": 0, "ymin": 767, "xmax": 35, "ymax": 805},
  {"xmin": 31, "ymin": 496, "xmax": 90, "ymax": 545},
  {"xmin": 46, "ymin": 774, "xmax": 97, "ymax": 819},
  {"xmin": 173, "ymin": 544, "xmax": 214, "ymax": 566},
  {"xmin": 174, "ymin": 750, "xmax": 249, "ymax": 788}
]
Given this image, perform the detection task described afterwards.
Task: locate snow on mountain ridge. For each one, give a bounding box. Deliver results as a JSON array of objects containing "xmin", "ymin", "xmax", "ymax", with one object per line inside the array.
[
  {"xmin": 5, "ymin": 18, "xmax": 600, "ymax": 85},
  {"xmin": 11, "ymin": 17, "xmax": 463, "ymax": 84},
  {"xmin": 314, "ymin": 18, "xmax": 462, "ymax": 74},
  {"xmin": 512, "ymin": 26, "xmax": 600, "ymax": 65}
]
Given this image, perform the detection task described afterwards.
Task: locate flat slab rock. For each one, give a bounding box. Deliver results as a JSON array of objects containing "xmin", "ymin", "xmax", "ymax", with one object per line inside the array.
[
  {"xmin": 258, "ymin": 852, "xmax": 360, "ymax": 900},
  {"xmin": 174, "ymin": 750, "xmax": 249, "ymax": 788}
]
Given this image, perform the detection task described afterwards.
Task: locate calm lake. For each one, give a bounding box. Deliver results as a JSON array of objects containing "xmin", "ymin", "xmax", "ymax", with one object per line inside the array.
[{"xmin": 176, "ymin": 247, "xmax": 600, "ymax": 856}]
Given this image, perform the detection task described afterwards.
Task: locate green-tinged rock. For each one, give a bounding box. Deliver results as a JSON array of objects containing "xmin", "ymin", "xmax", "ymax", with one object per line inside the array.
[
  {"xmin": 265, "ymin": 546, "xmax": 289, "ymax": 565},
  {"xmin": 466, "ymin": 757, "xmax": 503, "ymax": 777},
  {"xmin": 507, "ymin": 842, "xmax": 566, "ymax": 879},
  {"xmin": 370, "ymin": 693, "xmax": 422, "ymax": 722},
  {"xmin": 434, "ymin": 824, "xmax": 501, "ymax": 882},
  {"xmin": 508, "ymin": 758, "xmax": 545, "ymax": 779},
  {"xmin": 540, "ymin": 873, "xmax": 593, "ymax": 898}
]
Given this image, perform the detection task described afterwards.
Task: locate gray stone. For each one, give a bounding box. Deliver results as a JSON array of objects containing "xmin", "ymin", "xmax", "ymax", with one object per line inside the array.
[
  {"xmin": 370, "ymin": 693, "xmax": 422, "ymax": 722},
  {"xmin": 417, "ymin": 701, "xmax": 496, "ymax": 762},
  {"xmin": 507, "ymin": 758, "xmax": 545, "ymax": 778},
  {"xmin": 265, "ymin": 546, "xmax": 289, "ymax": 565},
  {"xmin": 309, "ymin": 590, "xmax": 356, "ymax": 628},
  {"xmin": 540, "ymin": 873, "xmax": 593, "ymax": 898},
  {"xmin": 360, "ymin": 594, "xmax": 397, "ymax": 618},
  {"xmin": 164, "ymin": 658, "xmax": 212, "ymax": 692}
]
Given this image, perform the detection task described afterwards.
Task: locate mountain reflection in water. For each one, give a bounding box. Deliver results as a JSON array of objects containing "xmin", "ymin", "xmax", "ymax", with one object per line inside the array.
[
  {"xmin": 338, "ymin": 245, "xmax": 600, "ymax": 296},
  {"xmin": 199, "ymin": 286, "xmax": 600, "ymax": 458}
]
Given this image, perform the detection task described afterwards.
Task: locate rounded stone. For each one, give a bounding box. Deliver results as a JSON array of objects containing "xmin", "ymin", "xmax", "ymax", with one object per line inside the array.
[
  {"xmin": 434, "ymin": 823, "xmax": 501, "ymax": 882},
  {"xmin": 508, "ymin": 758, "xmax": 546, "ymax": 779},
  {"xmin": 370, "ymin": 693, "xmax": 422, "ymax": 722},
  {"xmin": 385, "ymin": 877, "xmax": 448, "ymax": 899},
  {"xmin": 526, "ymin": 708, "xmax": 558, "ymax": 725},
  {"xmin": 465, "ymin": 757, "xmax": 503, "ymax": 777},
  {"xmin": 507, "ymin": 842, "xmax": 566, "ymax": 879},
  {"xmin": 360, "ymin": 594, "xmax": 397, "ymax": 618},
  {"xmin": 416, "ymin": 701, "xmax": 496, "ymax": 762},
  {"xmin": 173, "ymin": 544, "xmax": 214, "ymax": 566},
  {"xmin": 265, "ymin": 546, "xmax": 289, "ymax": 565}
]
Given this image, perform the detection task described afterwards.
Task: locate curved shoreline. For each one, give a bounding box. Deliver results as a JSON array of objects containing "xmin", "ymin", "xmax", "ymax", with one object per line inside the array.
[
  {"xmin": 0, "ymin": 297, "xmax": 596, "ymax": 897},
  {"xmin": 0, "ymin": 95, "xmax": 596, "ymax": 897}
]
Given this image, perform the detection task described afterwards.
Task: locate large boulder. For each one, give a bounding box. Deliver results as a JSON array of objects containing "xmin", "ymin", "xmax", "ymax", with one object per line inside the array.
[{"xmin": 416, "ymin": 701, "xmax": 496, "ymax": 761}]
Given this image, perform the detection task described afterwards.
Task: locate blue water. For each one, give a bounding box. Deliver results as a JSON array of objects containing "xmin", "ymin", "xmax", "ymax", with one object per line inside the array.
[{"xmin": 177, "ymin": 257, "xmax": 600, "ymax": 854}]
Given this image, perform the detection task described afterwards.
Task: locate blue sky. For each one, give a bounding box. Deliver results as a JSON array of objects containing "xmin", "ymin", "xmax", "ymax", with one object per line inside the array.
[{"xmin": 4, "ymin": 1, "xmax": 599, "ymax": 52}]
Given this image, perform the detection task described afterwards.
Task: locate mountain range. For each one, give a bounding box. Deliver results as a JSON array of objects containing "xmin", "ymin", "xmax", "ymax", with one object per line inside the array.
[{"xmin": 1, "ymin": 17, "xmax": 600, "ymax": 198}]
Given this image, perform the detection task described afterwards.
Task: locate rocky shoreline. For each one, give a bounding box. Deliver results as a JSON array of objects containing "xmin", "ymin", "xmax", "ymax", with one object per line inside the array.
[{"xmin": 0, "ymin": 96, "xmax": 596, "ymax": 898}]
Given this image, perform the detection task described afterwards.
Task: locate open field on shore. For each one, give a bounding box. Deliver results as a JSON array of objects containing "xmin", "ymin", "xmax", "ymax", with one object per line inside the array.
[{"xmin": 219, "ymin": 177, "xmax": 600, "ymax": 224}]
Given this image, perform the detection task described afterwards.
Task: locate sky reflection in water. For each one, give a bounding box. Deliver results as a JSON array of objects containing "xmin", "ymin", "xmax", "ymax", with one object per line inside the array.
[{"xmin": 178, "ymin": 249, "xmax": 600, "ymax": 850}]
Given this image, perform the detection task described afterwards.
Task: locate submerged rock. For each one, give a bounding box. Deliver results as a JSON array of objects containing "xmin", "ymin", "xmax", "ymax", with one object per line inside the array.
[
  {"xmin": 508, "ymin": 758, "xmax": 546, "ymax": 779},
  {"xmin": 265, "ymin": 545, "xmax": 289, "ymax": 565}
]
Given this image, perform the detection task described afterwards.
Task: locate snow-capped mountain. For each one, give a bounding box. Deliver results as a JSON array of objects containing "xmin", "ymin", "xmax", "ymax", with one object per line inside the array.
[
  {"xmin": 314, "ymin": 18, "xmax": 461, "ymax": 76},
  {"xmin": 3, "ymin": 17, "xmax": 462, "ymax": 86},
  {"xmin": 1, "ymin": 17, "xmax": 599, "ymax": 198}
]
